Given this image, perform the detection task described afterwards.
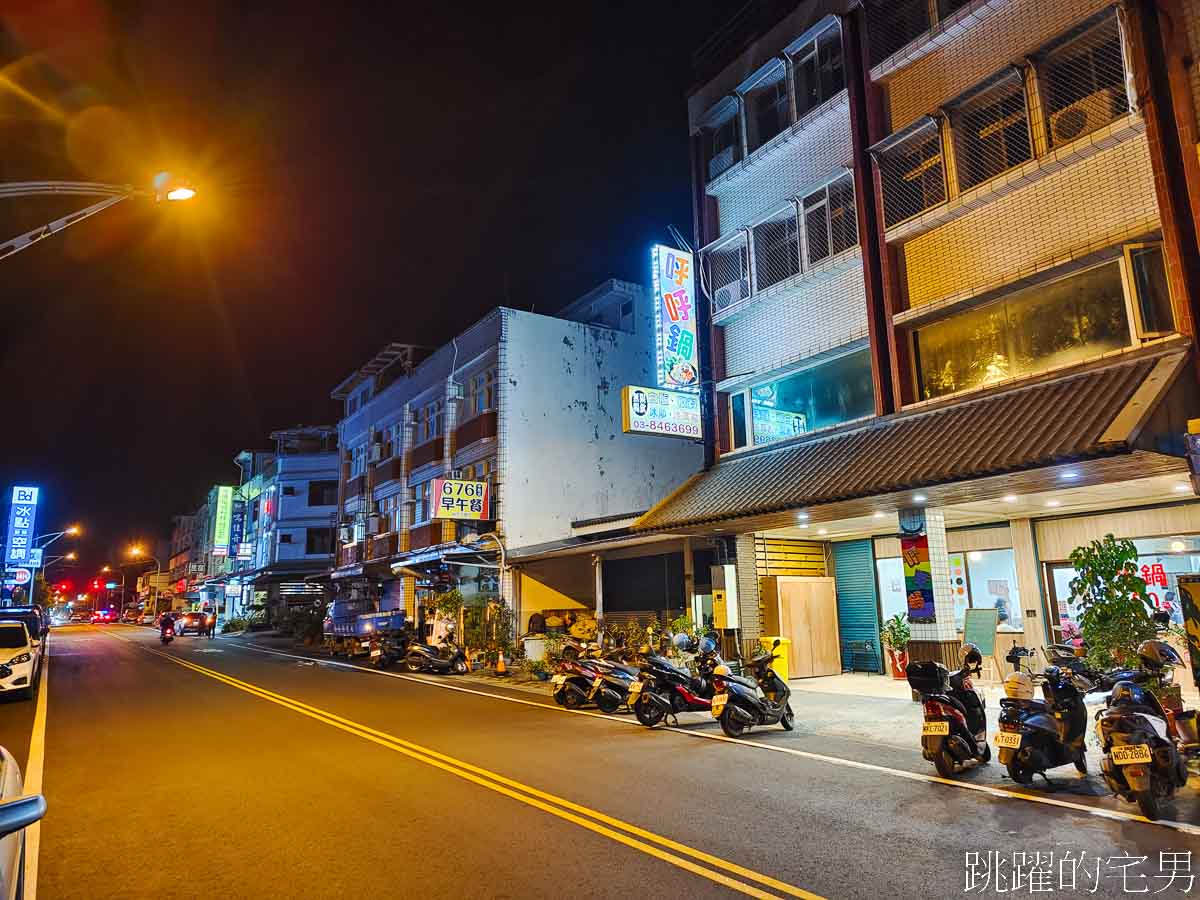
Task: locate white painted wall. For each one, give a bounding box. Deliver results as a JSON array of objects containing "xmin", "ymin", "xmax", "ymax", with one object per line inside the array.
[{"xmin": 500, "ymin": 303, "xmax": 704, "ymax": 552}]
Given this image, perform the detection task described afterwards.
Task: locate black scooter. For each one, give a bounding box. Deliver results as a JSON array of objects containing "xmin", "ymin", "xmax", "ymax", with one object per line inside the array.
[
  {"xmin": 710, "ymin": 639, "xmax": 793, "ymax": 738},
  {"xmin": 404, "ymin": 635, "xmax": 468, "ymax": 675},
  {"xmin": 160, "ymin": 624, "xmax": 175, "ymax": 646},
  {"xmin": 997, "ymin": 649, "xmax": 1092, "ymax": 785},
  {"xmin": 908, "ymin": 655, "xmax": 989, "ymax": 777},
  {"xmin": 631, "ymin": 640, "xmax": 722, "ymax": 727}
]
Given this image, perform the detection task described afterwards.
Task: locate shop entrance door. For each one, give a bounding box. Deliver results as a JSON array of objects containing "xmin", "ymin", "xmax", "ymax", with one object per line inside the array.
[{"xmin": 767, "ymin": 576, "xmax": 840, "ymax": 678}]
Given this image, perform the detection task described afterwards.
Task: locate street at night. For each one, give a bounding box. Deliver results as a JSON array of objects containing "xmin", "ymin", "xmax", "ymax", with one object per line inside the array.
[{"xmin": 0, "ymin": 625, "xmax": 1191, "ymax": 899}]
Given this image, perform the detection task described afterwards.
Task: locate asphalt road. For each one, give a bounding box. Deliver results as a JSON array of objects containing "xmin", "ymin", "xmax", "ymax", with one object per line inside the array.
[{"xmin": 9, "ymin": 625, "xmax": 1200, "ymax": 899}]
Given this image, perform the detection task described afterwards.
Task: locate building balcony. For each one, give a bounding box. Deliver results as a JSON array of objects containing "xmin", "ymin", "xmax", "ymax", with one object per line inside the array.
[
  {"xmin": 409, "ymin": 437, "xmax": 444, "ymax": 471},
  {"xmin": 345, "ymin": 474, "xmax": 366, "ymax": 499},
  {"xmin": 455, "ymin": 410, "xmax": 497, "ymax": 450},
  {"xmin": 338, "ymin": 544, "xmax": 361, "ymax": 567},
  {"xmin": 372, "ymin": 456, "xmax": 404, "ymax": 486},
  {"xmin": 408, "ymin": 522, "xmax": 445, "ymax": 551},
  {"xmin": 368, "ymin": 532, "xmax": 398, "ymax": 560}
]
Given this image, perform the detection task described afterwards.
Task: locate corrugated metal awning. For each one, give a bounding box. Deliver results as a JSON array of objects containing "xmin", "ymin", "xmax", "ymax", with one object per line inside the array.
[{"xmin": 635, "ymin": 351, "xmax": 1189, "ymax": 534}]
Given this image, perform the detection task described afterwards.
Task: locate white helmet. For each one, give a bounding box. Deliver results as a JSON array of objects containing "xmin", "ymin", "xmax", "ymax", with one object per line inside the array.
[{"xmin": 1004, "ymin": 671, "xmax": 1035, "ymax": 700}]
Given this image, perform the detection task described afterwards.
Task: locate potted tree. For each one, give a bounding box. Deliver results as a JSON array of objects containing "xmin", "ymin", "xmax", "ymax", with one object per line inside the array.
[{"xmin": 880, "ymin": 614, "xmax": 911, "ymax": 679}]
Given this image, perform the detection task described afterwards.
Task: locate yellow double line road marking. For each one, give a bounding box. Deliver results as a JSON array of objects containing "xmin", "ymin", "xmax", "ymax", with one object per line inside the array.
[{"xmin": 122, "ymin": 636, "xmax": 820, "ymax": 899}]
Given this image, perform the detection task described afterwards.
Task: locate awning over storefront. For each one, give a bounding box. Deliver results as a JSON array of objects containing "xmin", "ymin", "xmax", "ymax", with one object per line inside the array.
[
  {"xmin": 249, "ymin": 561, "xmax": 331, "ymax": 586},
  {"xmin": 636, "ymin": 349, "xmax": 1192, "ymax": 535}
]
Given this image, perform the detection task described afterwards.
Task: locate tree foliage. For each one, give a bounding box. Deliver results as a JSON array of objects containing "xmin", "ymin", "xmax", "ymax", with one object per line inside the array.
[{"xmin": 1068, "ymin": 534, "xmax": 1157, "ymax": 669}]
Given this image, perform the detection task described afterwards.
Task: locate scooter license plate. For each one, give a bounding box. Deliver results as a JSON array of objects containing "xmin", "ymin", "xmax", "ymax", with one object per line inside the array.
[
  {"xmin": 711, "ymin": 695, "xmax": 727, "ymax": 717},
  {"xmin": 627, "ymin": 681, "xmax": 643, "ymax": 695},
  {"xmin": 592, "ymin": 677, "xmax": 603, "ymax": 688},
  {"xmin": 370, "ymin": 649, "xmax": 382, "ymax": 658},
  {"xmin": 994, "ymin": 731, "xmax": 1022, "ymax": 749},
  {"xmin": 922, "ymin": 721, "xmax": 950, "ymax": 736},
  {"xmin": 1112, "ymin": 744, "xmax": 1152, "ymax": 765},
  {"xmin": 551, "ymin": 674, "xmax": 566, "ymax": 686}
]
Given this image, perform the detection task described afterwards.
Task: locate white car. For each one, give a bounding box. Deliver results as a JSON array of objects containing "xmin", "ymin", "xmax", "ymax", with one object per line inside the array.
[
  {"xmin": 0, "ymin": 744, "xmax": 46, "ymax": 900},
  {"xmin": 0, "ymin": 623, "xmax": 40, "ymax": 701}
]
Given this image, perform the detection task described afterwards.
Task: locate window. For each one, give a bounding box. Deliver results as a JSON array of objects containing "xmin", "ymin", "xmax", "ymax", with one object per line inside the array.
[
  {"xmin": 963, "ymin": 549, "xmax": 1023, "ymax": 631},
  {"xmin": 748, "ymin": 348, "xmax": 875, "ymax": 446},
  {"xmin": 705, "ymin": 232, "xmax": 751, "ymax": 314},
  {"xmin": 307, "ymin": 480, "xmax": 338, "ymax": 507},
  {"xmin": 743, "ymin": 63, "xmax": 789, "ymax": 152},
  {"xmin": 416, "ymin": 399, "xmax": 443, "ymax": 444},
  {"xmin": 913, "ymin": 260, "xmax": 1131, "ymax": 400},
  {"xmin": 305, "ymin": 528, "xmax": 333, "ymax": 555},
  {"xmin": 1040, "ymin": 12, "xmax": 1129, "ymax": 149},
  {"xmin": 866, "ymin": 0, "xmax": 931, "ymax": 67},
  {"xmin": 876, "ymin": 557, "xmax": 908, "ymax": 622},
  {"xmin": 281, "ymin": 486, "xmax": 296, "ymax": 496},
  {"xmin": 730, "ymin": 393, "xmax": 748, "ymax": 449},
  {"xmin": 803, "ymin": 174, "xmax": 857, "ymax": 266},
  {"xmin": 351, "ymin": 445, "xmax": 367, "ymax": 477},
  {"xmin": 951, "ymin": 69, "xmax": 1032, "ymax": 191},
  {"xmin": 466, "ymin": 367, "xmax": 496, "ymax": 416},
  {"xmin": 413, "ymin": 480, "xmax": 432, "ymax": 524},
  {"xmin": 751, "ymin": 205, "xmax": 800, "ymax": 291},
  {"xmin": 1126, "ymin": 243, "xmax": 1175, "ymax": 336},
  {"xmin": 460, "ymin": 458, "xmax": 495, "ymax": 484},
  {"xmin": 790, "ymin": 22, "xmax": 844, "ymax": 120},
  {"xmin": 877, "ymin": 120, "xmax": 945, "ymax": 227},
  {"xmin": 279, "ymin": 533, "xmax": 293, "ymax": 544},
  {"xmin": 702, "ymin": 102, "xmax": 742, "ymax": 182}
]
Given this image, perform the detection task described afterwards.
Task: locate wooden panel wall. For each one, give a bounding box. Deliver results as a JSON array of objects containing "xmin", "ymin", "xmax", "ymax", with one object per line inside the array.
[
  {"xmin": 1035, "ymin": 504, "xmax": 1200, "ymax": 560},
  {"xmin": 755, "ymin": 537, "xmax": 826, "ymax": 578}
]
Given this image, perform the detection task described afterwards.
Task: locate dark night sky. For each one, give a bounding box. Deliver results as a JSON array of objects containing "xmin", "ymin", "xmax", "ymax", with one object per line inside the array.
[{"xmin": 0, "ymin": 1, "xmax": 731, "ymax": 568}]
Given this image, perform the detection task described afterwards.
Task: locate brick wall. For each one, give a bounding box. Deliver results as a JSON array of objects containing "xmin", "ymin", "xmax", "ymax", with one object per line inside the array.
[
  {"xmin": 722, "ymin": 254, "xmax": 869, "ymax": 379},
  {"xmin": 709, "ymin": 95, "xmax": 853, "ymax": 238},
  {"xmin": 734, "ymin": 534, "xmax": 761, "ymax": 641},
  {"xmin": 1185, "ymin": 0, "xmax": 1200, "ymax": 128},
  {"xmin": 883, "ymin": 0, "xmax": 1114, "ymax": 132},
  {"xmin": 902, "ymin": 134, "xmax": 1159, "ymax": 307}
]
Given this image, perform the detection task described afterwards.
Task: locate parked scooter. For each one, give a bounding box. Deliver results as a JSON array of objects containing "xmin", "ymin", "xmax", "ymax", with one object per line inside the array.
[
  {"xmin": 997, "ymin": 647, "xmax": 1093, "ymax": 784},
  {"xmin": 552, "ymin": 654, "xmax": 612, "ymax": 710},
  {"xmin": 709, "ymin": 639, "xmax": 793, "ymax": 738},
  {"xmin": 907, "ymin": 643, "xmax": 990, "ymax": 777},
  {"xmin": 630, "ymin": 634, "xmax": 721, "ymax": 727},
  {"xmin": 403, "ymin": 632, "xmax": 468, "ymax": 675},
  {"xmin": 1095, "ymin": 640, "xmax": 1191, "ymax": 820}
]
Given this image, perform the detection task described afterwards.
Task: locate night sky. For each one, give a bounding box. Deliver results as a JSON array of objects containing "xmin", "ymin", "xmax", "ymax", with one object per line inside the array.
[{"xmin": 0, "ymin": 1, "xmax": 730, "ymax": 569}]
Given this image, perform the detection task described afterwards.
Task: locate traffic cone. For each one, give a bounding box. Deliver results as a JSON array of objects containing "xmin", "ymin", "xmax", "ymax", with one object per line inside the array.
[{"xmin": 495, "ymin": 651, "xmax": 508, "ymax": 676}]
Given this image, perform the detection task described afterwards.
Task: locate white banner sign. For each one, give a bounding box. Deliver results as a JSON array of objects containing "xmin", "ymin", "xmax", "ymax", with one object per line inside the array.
[{"xmin": 621, "ymin": 386, "xmax": 702, "ymax": 439}]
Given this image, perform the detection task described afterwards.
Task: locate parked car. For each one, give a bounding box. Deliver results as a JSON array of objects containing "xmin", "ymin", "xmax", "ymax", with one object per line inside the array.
[
  {"xmin": 89, "ymin": 609, "xmax": 116, "ymax": 625},
  {"xmin": 69, "ymin": 612, "xmax": 87, "ymax": 623},
  {"xmin": 121, "ymin": 609, "xmax": 140, "ymax": 624},
  {"xmin": 0, "ymin": 611, "xmax": 44, "ymax": 660},
  {"xmin": 0, "ymin": 743, "xmax": 46, "ymax": 900},
  {"xmin": 174, "ymin": 611, "xmax": 209, "ymax": 635},
  {"xmin": 0, "ymin": 622, "xmax": 41, "ymax": 701}
]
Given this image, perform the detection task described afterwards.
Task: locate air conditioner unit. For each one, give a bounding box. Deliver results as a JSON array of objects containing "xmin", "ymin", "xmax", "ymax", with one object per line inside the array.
[
  {"xmin": 337, "ymin": 526, "xmax": 353, "ymax": 544},
  {"xmin": 447, "ymin": 380, "xmax": 464, "ymax": 401},
  {"xmin": 708, "ymin": 145, "xmax": 735, "ymax": 181},
  {"xmin": 368, "ymin": 442, "xmax": 384, "ymax": 463},
  {"xmin": 367, "ymin": 514, "xmax": 382, "ymax": 536},
  {"xmin": 1050, "ymin": 87, "xmax": 1122, "ymax": 145},
  {"xmin": 713, "ymin": 277, "xmax": 749, "ymax": 311},
  {"xmin": 451, "ymin": 468, "xmax": 464, "ymax": 479}
]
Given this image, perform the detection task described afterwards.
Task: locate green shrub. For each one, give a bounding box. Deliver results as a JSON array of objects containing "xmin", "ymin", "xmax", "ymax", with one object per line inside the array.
[
  {"xmin": 221, "ymin": 617, "xmax": 248, "ymax": 634},
  {"xmin": 1069, "ymin": 534, "xmax": 1158, "ymax": 669}
]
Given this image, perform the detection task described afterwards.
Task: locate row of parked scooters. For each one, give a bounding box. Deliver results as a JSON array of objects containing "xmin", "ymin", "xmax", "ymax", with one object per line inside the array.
[
  {"xmin": 550, "ymin": 632, "xmax": 794, "ymax": 739},
  {"xmin": 908, "ymin": 612, "xmax": 1200, "ymax": 821}
]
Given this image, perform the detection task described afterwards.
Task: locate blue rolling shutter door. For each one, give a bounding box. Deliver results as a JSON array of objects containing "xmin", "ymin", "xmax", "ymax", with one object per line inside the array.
[{"xmin": 832, "ymin": 539, "xmax": 882, "ymax": 673}]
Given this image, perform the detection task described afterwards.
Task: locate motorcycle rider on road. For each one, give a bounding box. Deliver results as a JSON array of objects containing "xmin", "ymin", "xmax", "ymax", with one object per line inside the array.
[{"xmin": 159, "ymin": 611, "xmax": 176, "ymax": 639}]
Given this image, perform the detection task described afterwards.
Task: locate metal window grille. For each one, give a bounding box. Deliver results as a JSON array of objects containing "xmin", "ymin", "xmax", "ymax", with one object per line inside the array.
[
  {"xmin": 744, "ymin": 64, "xmax": 790, "ymax": 152},
  {"xmin": 703, "ymin": 232, "xmax": 751, "ymax": 314},
  {"xmin": 803, "ymin": 190, "xmax": 829, "ymax": 265},
  {"xmin": 828, "ymin": 174, "xmax": 858, "ymax": 255},
  {"xmin": 866, "ymin": 0, "xmax": 931, "ymax": 67},
  {"xmin": 877, "ymin": 121, "xmax": 946, "ymax": 228},
  {"xmin": 1039, "ymin": 11, "xmax": 1129, "ymax": 149},
  {"xmin": 704, "ymin": 104, "xmax": 742, "ymax": 182},
  {"xmin": 790, "ymin": 22, "xmax": 845, "ymax": 120},
  {"xmin": 950, "ymin": 68, "xmax": 1032, "ymax": 191},
  {"xmin": 751, "ymin": 204, "xmax": 801, "ymax": 292},
  {"xmin": 937, "ymin": 0, "xmax": 973, "ymax": 19}
]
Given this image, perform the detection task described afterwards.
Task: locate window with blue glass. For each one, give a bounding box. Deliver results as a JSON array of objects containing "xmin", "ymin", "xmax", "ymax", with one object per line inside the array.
[{"xmin": 747, "ymin": 349, "xmax": 875, "ymax": 446}]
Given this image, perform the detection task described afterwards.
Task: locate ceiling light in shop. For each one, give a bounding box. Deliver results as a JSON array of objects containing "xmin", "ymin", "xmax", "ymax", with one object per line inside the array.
[
  {"xmin": 1003, "ymin": 494, "xmax": 1018, "ymax": 503},
  {"xmin": 873, "ymin": 511, "xmax": 885, "ymax": 519},
  {"xmin": 797, "ymin": 512, "xmax": 809, "ymax": 520},
  {"xmin": 1060, "ymin": 471, "xmax": 1080, "ymax": 480},
  {"xmin": 1175, "ymin": 484, "xmax": 1190, "ymax": 493},
  {"xmin": 1046, "ymin": 500, "xmax": 1061, "ymax": 507},
  {"xmin": 1171, "ymin": 540, "xmax": 1186, "ymax": 552},
  {"xmin": 798, "ymin": 523, "xmax": 809, "ymax": 529},
  {"xmin": 912, "ymin": 494, "xmax": 927, "ymax": 504},
  {"xmin": 818, "ymin": 529, "xmax": 828, "ymax": 536},
  {"xmin": 969, "ymin": 551, "xmax": 982, "ymax": 562}
]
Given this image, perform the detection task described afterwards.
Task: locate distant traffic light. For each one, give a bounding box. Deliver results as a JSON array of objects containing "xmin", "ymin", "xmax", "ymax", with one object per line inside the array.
[{"xmin": 91, "ymin": 579, "xmax": 101, "ymax": 590}]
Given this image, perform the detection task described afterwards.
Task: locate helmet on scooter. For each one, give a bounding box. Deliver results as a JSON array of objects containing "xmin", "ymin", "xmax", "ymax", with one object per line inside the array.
[
  {"xmin": 713, "ymin": 664, "xmax": 731, "ymax": 676},
  {"xmin": 1109, "ymin": 680, "xmax": 1151, "ymax": 708},
  {"xmin": 697, "ymin": 636, "xmax": 717, "ymax": 655},
  {"xmin": 961, "ymin": 642, "xmax": 983, "ymax": 670},
  {"xmin": 1003, "ymin": 671, "xmax": 1035, "ymax": 700},
  {"xmin": 1137, "ymin": 639, "xmax": 1183, "ymax": 671},
  {"xmin": 671, "ymin": 632, "xmax": 692, "ymax": 651}
]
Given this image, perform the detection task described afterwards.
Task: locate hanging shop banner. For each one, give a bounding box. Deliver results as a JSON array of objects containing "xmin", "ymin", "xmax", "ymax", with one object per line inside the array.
[
  {"xmin": 211, "ymin": 485, "xmax": 234, "ymax": 556},
  {"xmin": 621, "ymin": 385, "xmax": 702, "ymax": 439},
  {"xmin": 237, "ymin": 542, "xmax": 254, "ymax": 561},
  {"xmin": 228, "ymin": 500, "xmax": 246, "ymax": 556},
  {"xmin": 26, "ymin": 548, "xmax": 43, "ymax": 569},
  {"xmin": 432, "ymin": 479, "xmax": 491, "ymax": 520},
  {"xmin": 948, "ymin": 552, "xmax": 970, "ymax": 626},
  {"xmin": 750, "ymin": 404, "xmax": 806, "ymax": 444},
  {"xmin": 652, "ymin": 244, "xmax": 699, "ymax": 391},
  {"xmin": 900, "ymin": 533, "xmax": 936, "ymax": 623},
  {"xmin": 1176, "ymin": 575, "xmax": 1200, "ymax": 692},
  {"xmin": 4, "ymin": 485, "xmax": 40, "ymax": 567}
]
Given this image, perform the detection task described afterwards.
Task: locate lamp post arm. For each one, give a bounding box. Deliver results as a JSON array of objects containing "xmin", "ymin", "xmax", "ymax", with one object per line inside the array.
[{"xmin": 0, "ymin": 191, "xmax": 133, "ymax": 264}]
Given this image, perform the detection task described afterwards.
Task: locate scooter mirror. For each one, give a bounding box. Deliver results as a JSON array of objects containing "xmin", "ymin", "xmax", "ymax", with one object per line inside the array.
[{"xmin": 772, "ymin": 639, "xmax": 781, "ymax": 649}]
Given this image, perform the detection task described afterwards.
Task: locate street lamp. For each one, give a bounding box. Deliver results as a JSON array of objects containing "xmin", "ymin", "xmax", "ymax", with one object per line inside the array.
[
  {"xmin": 0, "ymin": 173, "xmax": 196, "ymax": 263},
  {"xmin": 34, "ymin": 524, "xmax": 81, "ymax": 549},
  {"xmin": 43, "ymin": 551, "xmax": 77, "ymax": 579},
  {"xmin": 101, "ymin": 566, "xmax": 128, "ymax": 611},
  {"xmin": 127, "ymin": 546, "xmax": 162, "ymax": 616}
]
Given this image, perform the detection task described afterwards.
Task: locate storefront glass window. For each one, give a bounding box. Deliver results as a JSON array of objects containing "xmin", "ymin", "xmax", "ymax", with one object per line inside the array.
[
  {"xmin": 876, "ymin": 557, "xmax": 907, "ymax": 622},
  {"xmin": 1051, "ymin": 535, "xmax": 1200, "ymax": 639},
  {"xmin": 965, "ymin": 549, "xmax": 1022, "ymax": 631},
  {"xmin": 914, "ymin": 261, "xmax": 1131, "ymax": 400},
  {"xmin": 750, "ymin": 349, "xmax": 874, "ymax": 445}
]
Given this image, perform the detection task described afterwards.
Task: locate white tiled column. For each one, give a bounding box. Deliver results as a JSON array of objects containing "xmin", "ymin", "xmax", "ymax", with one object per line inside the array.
[{"xmin": 909, "ymin": 508, "xmax": 958, "ymax": 642}]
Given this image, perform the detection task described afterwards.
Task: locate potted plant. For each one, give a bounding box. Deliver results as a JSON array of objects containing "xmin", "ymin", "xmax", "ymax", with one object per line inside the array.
[
  {"xmin": 880, "ymin": 614, "xmax": 911, "ymax": 679},
  {"xmin": 1069, "ymin": 534, "xmax": 1157, "ymax": 670}
]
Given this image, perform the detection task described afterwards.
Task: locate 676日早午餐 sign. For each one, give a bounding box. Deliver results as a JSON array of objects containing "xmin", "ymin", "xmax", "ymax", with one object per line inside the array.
[{"xmin": 432, "ymin": 479, "xmax": 491, "ymax": 521}]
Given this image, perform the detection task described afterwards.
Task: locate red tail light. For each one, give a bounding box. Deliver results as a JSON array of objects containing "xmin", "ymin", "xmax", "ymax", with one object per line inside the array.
[
  {"xmin": 924, "ymin": 700, "xmax": 966, "ymax": 726},
  {"xmin": 713, "ymin": 677, "xmax": 725, "ymax": 691}
]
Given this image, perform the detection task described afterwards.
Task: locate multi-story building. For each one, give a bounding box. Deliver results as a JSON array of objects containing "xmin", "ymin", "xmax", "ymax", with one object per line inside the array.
[
  {"xmin": 330, "ymin": 280, "xmax": 705, "ymax": 634},
  {"xmin": 636, "ymin": 0, "xmax": 1200, "ymax": 681}
]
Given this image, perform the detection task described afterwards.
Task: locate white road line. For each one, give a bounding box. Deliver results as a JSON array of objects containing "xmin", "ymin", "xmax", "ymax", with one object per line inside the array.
[
  {"xmin": 230, "ymin": 640, "xmax": 1200, "ymax": 836},
  {"xmin": 23, "ymin": 642, "xmax": 50, "ymax": 899}
]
